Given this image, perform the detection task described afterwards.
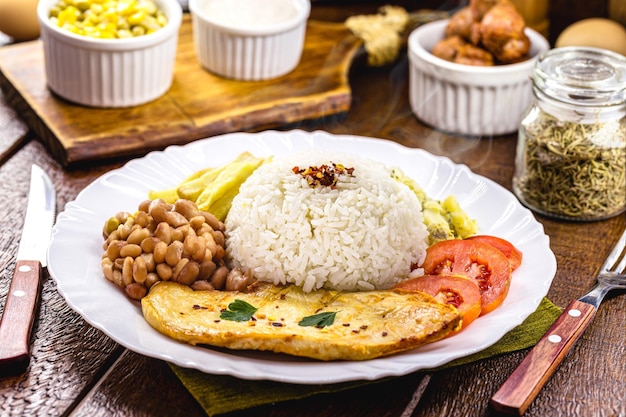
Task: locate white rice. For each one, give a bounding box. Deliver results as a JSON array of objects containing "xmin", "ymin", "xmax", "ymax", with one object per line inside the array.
[{"xmin": 224, "ymin": 151, "xmax": 428, "ymax": 292}]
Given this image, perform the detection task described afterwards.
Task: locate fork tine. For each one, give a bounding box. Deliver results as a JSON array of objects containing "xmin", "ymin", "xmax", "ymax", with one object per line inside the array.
[
  {"xmin": 614, "ymin": 246, "xmax": 626, "ymax": 275},
  {"xmin": 600, "ymin": 228, "xmax": 626, "ymax": 273}
]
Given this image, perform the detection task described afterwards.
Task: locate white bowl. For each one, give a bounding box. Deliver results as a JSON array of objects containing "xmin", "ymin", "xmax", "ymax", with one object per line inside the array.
[
  {"xmin": 189, "ymin": 0, "xmax": 310, "ymax": 81},
  {"xmin": 408, "ymin": 19, "xmax": 550, "ymax": 136},
  {"xmin": 37, "ymin": 0, "xmax": 182, "ymax": 108}
]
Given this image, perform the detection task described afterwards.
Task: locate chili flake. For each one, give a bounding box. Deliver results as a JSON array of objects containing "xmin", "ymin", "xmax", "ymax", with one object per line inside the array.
[{"xmin": 292, "ymin": 163, "xmax": 355, "ymax": 189}]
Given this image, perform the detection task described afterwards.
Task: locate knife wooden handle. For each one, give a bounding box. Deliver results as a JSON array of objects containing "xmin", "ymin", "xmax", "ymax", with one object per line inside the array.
[
  {"xmin": 490, "ymin": 300, "xmax": 596, "ymax": 415},
  {"xmin": 0, "ymin": 260, "xmax": 43, "ymax": 371}
]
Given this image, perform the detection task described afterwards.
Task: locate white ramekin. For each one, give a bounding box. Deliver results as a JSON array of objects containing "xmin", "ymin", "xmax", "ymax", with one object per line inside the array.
[
  {"xmin": 408, "ymin": 19, "xmax": 550, "ymax": 136},
  {"xmin": 189, "ymin": 0, "xmax": 310, "ymax": 81},
  {"xmin": 37, "ymin": 0, "xmax": 182, "ymax": 108}
]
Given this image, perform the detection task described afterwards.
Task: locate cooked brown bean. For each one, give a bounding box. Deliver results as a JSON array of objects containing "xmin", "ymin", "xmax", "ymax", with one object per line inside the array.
[
  {"xmin": 104, "ymin": 240, "xmax": 124, "ymax": 261},
  {"xmin": 174, "ymin": 199, "xmax": 199, "ymax": 220},
  {"xmin": 112, "ymin": 269, "xmax": 124, "ymax": 287},
  {"xmin": 212, "ymin": 266, "xmax": 230, "ymax": 289},
  {"xmin": 133, "ymin": 256, "xmax": 148, "ymax": 283},
  {"xmin": 204, "ymin": 234, "xmax": 218, "ymax": 258},
  {"xmin": 184, "ymin": 234, "xmax": 207, "ymax": 261},
  {"xmin": 105, "ymin": 229, "xmax": 120, "ymax": 246},
  {"xmin": 115, "ymin": 211, "xmax": 132, "ymax": 224},
  {"xmin": 101, "ymin": 258, "xmax": 114, "ymax": 282},
  {"xmin": 153, "ymin": 241, "xmax": 168, "ymax": 263},
  {"xmin": 175, "ymin": 259, "xmax": 200, "ymax": 285},
  {"xmin": 225, "ymin": 268, "xmax": 255, "ymax": 291},
  {"xmin": 138, "ymin": 200, "xmax": 151, "ymax": 212},
  {"xmin": 120, "ymin": 243, "xmax": 142, "ymax": 258},
  {"xmin": 156, "ymin": 263, "xmax": 173, "ymax": 280},
  {"xmin": 197, "ymin": 224, "xmax": 214, "ymax": 237},
  {"xmin": 199, "ymin": 260, "xmax": 217, "ymax": 281},
  {"xmin": 127, "ymin": 227, "xmax": 150, "ymax": 245},
  {"xmin": 211, "ymin": 230, "xmax": 225, "ymax": 247},
  {"xmin": 117, "ymin": 223, "xmax": 132, "ymax": 240},
  {"xmin": 134, "ymin": 210, "xmax": 150, "ymax": 228},
  {"xmin": 172, "ymin": 257, "xmax": 188, "ymax": 278},
  {"xmin": 191, "ymin": 280, "xmax": 214, "ymax": 291},
  {"xmin": 177, "ymin": 224, "xmax": 191, "ymax": 239},
  {"xmin": 171, "ymin": 227, "xmax": 184, "ymax": 242},
  {"xmin": 202, "ymin": 211, "xmax": 223, "ymax": 231},
  {"xmin": 189, "ymin": 215, "xmax": 206, "ymax": 231},
  {"xmin": 145, "ymin": 272, "xmax": 160, "ymax": 289},
  {"xmin": 140, "ymin": 253, "xmax": 156, "ymax": 272},
  {"xmin": 154, "ymin": 222, "xmax": 172, "ymax": 244},
  {"xmin": 122, "ymin": 256, "xmax": 134, "ymax": 286},
  {"xmin": 214, "ymin": 245, "xmax": 225, "ymax": 261},
  {"xmin": 140, "ymin": 236, "xmax": 159, "ymax": 253},
  {"xmin": 125, "ymin": 283, "xmax": 147, "ymax": 300},
  {"xmin": 168, "ymin": 211, "xmax": 188, "ymax": 228},
  {"xmin": 165, "ymin": 241, "xmax": 183, "ymax": 266},
  {"xmin": 149, "ymin": 203, "xmax": 170, "ymax": 224},
  {"xmin": 114, "ymin": 257, "xmax": 125, "ymax": 270}
]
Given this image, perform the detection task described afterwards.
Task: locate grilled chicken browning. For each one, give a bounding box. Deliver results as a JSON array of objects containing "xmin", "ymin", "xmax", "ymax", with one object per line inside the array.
[{"xmin": 142, "ymin": 281, "xmax": 461, "ymax": 361}]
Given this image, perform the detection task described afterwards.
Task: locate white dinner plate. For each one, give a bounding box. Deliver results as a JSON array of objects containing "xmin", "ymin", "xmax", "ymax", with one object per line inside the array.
[{"xmin": 47, "ymin": 130, "xmax": 557, "ymax": 384}]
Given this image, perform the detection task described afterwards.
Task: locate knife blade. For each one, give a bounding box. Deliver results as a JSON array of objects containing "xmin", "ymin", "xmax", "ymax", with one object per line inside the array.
[{"xmin": 0, "ymin": 165, "xmax": 55, "ymax": 372}]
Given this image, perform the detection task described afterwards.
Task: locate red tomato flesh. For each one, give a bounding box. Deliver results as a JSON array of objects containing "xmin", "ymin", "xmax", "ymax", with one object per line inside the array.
[
  {"xmin": 467, "ymin": 235, "xmax": 523, "ymax": 271},
  {"xmin": 421, "ymin": 239, "xmax": 512, "ymax": 315},
  {"xmin": 395, "ymin": 274, "xmax": 482, "ymax": 330}
]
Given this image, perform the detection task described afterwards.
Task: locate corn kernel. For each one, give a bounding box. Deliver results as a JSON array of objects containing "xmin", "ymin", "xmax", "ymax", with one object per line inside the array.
[
  {"xmin": 127, "ymin": 10, "xmax": 146, "ymax": 25},
  {"xmin": 49, "ymin": 0, "xmax": 166, "ymax": 38}
]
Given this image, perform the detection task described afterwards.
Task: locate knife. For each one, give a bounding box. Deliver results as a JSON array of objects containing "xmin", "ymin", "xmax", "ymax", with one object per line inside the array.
[{"xmin": 0, "ymin": 165, "xmax": 56, "ymax": 372}]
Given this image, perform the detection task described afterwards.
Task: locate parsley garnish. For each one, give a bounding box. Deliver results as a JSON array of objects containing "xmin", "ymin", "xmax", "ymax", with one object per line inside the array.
[
  {"xmin": 220, "ymin": 300, "xmax": 258, "ymax": 322},
  {"xmin": 299, "ymin": 311, "xmax": 337, "ymax": 328}
]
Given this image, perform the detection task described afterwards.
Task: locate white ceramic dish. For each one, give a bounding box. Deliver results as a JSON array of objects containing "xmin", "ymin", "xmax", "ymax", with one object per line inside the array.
[
  {"xmin": 408, "ymin": 19, "xmax": 550, "ymax": 136},
  {"xmin": 37, "ymin": 0, "xmax": 182, "ymax": 108},
  {"xmin": 47, "ymin": 130, "xmax": 556, "ymax": 384},
  {"xmin": 189, "ymin": 0, "xmax": 310, "ymax": 81}
]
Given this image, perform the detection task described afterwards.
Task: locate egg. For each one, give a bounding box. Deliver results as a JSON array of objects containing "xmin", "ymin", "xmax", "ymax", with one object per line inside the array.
[
  {"xmin": 556, "ymin": 18, "xmax": 626, "ymax": 55},
  {"xmin": 0, "ymin": 0, "xmax": 40, "ymax": 42}
]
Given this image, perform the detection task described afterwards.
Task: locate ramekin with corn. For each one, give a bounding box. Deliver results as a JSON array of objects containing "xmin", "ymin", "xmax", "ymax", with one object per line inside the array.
[{"xmin": 37, "ymin": 0, "xmax": 182, "ymax": 107}]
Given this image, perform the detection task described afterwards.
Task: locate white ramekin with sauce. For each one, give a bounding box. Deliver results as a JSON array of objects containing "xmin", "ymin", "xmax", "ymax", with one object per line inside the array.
[{"xmin": 189, "ymin": 0, "xmax": 310, "ymax": 81}]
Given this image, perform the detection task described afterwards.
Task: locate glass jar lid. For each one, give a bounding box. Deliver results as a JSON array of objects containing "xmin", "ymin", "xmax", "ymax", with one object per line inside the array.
[{"xmin": 533, "ymin": 46, "xmax": 626, "ymax": 107}]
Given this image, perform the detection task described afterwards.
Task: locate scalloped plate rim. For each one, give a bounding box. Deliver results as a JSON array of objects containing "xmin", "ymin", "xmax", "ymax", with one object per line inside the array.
[{"xmin": 47, "ymin": 130, "xmax": 557, "ymax": 384}]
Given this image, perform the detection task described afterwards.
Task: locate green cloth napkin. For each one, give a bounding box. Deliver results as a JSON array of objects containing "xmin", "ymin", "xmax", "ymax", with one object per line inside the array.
[{"xmin": 170, "ymin": 297, "xmax": 561, "ymax": 416}]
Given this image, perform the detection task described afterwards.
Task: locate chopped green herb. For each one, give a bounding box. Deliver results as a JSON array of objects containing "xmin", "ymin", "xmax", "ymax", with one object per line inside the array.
[
  {"xmin": 299, "ymin": 311, "xmax": 337, "ymax": 328},
  {"xmin": 220, "ymin": 300, "xmax": 258, "ymax": 322}
]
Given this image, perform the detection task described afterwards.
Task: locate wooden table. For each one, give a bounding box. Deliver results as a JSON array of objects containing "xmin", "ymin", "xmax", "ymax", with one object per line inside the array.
[{"xmin": 1, "ymin": 6, "xmax": 625, "ymax": 417}]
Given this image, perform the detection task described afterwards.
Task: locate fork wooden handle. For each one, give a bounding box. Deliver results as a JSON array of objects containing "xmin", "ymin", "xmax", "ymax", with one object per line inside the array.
[{"xmin": 490, "ymin": 300, "xmax": 596, "ymax": 415}]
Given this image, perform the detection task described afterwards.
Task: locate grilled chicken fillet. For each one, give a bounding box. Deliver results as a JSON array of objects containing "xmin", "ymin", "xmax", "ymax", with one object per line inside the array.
[{"xmin": 142, "ymin": 281, "xmax": 461, "ymax": 361}]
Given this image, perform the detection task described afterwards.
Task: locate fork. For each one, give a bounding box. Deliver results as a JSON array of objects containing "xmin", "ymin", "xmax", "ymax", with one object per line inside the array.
[{"xmin": 490, "ymin": 227, "xmax": 626, "ymax": 415}]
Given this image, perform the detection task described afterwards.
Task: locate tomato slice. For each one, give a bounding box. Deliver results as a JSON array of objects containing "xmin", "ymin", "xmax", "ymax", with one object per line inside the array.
[
  {"xmin": 422, "ymin": 239, "xmax": 512, "ymax": 315},
  {"xmin": 467, "ymin": 235, "xmax": 523, "ymax": 271},
  {"xmin": 395, "ymin": 274, "xmax": 482, "ymax": 330}
]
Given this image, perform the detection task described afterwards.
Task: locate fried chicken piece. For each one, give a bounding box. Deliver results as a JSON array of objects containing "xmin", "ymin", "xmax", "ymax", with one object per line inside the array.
[
  {"xmin": 476, "ymin": 0, "xmax": 530, "ymax": 63},
  {"xmin": 444, "ymin": 6, "xmax": 477, "ymax": 40},
  {"xmin": 440, "ymin": 0, "xmax": 530, "ymax": 65},
  {"xmin": 432, "ymin": 35, "xmax": 495, "ymax": 66},
  {"xmin": 470, "ymin": 0, "xmax": 501, "ymax": 20},
  {"xmin": 455, "ymin": 43, "xmax": 495, "ymax": 66}
]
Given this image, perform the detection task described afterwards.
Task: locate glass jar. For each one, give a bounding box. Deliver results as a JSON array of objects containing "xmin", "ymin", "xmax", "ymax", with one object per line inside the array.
[{"xmin": 513, "ymin": 47, "xmax": 626, "ymax": 221}]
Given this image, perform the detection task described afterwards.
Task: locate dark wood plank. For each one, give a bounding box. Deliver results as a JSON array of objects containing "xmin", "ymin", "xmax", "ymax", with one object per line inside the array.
[{"xmin": 0, "ymin": 90, "xmax": 30, "ymax": 166}]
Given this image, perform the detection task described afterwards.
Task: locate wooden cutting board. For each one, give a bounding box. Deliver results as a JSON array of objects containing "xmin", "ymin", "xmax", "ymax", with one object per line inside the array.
[{"xmin": 0, "ymin": 15, "xmax": 362, "ymax": 167}]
